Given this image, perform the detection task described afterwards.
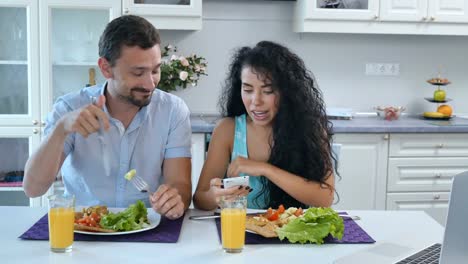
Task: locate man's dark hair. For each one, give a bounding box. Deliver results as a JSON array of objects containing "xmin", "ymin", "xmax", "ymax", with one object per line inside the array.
[{"xmin": 98, "ymin": 15, "xmax": 161, "ymax": 66}]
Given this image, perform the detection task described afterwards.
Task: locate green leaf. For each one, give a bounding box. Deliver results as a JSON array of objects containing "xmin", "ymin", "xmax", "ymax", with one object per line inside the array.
[
  {"xmin": 99, "ymin": 200, "xmax": 149, "ymax": 231},
  {"xmin": 276, "ymin": 207, "xmax": 344, "ymax": 244}
]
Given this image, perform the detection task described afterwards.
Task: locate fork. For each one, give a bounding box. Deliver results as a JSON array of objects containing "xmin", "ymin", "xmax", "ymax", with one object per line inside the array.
[
  {"xmin": 124, "ymin": 169, "xmax": 150, "ymax": 193},
  {"xmin": 341, "ymin": 215, "xmax": 361, "ymax": 221}
]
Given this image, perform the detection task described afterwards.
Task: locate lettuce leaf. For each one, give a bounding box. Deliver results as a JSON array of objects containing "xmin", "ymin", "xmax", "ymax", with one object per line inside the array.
[
  {"xmin": 99, "ymin": 200, "xmax": 149, "ymax": 231},
  {"xmin": 276, "ymin": 207, "xmax": 344, "ymax": 244}
]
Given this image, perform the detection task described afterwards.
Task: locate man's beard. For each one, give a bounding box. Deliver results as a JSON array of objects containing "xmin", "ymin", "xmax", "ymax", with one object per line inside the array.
[{"xmin": 119, "ymin": 87, "xmax": 154, "ymax": 107}]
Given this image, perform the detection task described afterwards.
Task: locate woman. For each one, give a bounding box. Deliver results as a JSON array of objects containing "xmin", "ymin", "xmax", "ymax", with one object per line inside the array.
[{"xmin": 193, "ymin": 41, "xmax": 336, "ymax": 210}]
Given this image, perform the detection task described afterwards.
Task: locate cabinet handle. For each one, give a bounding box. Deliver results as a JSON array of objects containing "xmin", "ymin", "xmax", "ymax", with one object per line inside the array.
[
  {"xmin": 41, "ymin": 121, "xmax": 46, "ymax": 126},
  {"xmin": 434, "ymin": 173, "xmax": 442, "ymax": 178},
  {"xmin": 33, "ymin": 129, "xmax": 39, "ymax": 134},
  {"xmin": 436, "ymin": 143, "xmax": 444, "ymax": 148},
  {"xmin": 430, "ymin": 16, "xmax": 435, "ymax": 21},
  {"xmin": 374, "ymin": 15, "xmax": 379, "ymax": 20},
  {"xmin": 422, "ymin": 16, "xmax": 427, "ymax": 21},
  {"xmin": 433, "ymin": 194, "xmax": 440, "ymax": 200},
  {"xmin": 124, "ymin": 8, "xmax": 129, "ymax": 14},
  {"xmin": 32, "ymin": 120, "xmax": 39, "ymax": 125},
  {"xmin": 383, "ymin": 134, "xmax": 389, "ymax": 140}
]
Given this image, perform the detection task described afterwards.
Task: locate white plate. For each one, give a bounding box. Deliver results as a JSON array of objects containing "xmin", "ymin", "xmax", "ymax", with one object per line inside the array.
[{"xmin": 74, "ymin": 208, "xmax": 161, "ymax": 236}]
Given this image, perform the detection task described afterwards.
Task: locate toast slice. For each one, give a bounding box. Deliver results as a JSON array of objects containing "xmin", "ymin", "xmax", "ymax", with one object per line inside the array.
[
  {"xmin": 245, "ymin": 215, "xmax": 278, "ymax": 238},
  {"xmin": 73, "ymin": 211, "xmax": 116, "ymax": 233},
  {"xmin": 74, "ymin": 223, "xmax": 116, "ymax": 233}
]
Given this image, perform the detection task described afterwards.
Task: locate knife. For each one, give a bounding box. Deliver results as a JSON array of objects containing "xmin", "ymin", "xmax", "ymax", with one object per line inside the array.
[
  {"xmin": 189, "ymin": 213, "xmax": 360, "ymax": 221},
  {"xmin": 189, "ymin": 212, "xmax": 262, "ymax": 220},
  {"xmin": 91, "ymin": 96, "xmax": 111, "ymax": 177}
]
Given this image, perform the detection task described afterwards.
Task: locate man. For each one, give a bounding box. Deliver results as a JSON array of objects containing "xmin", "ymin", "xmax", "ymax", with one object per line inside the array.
[{"xmin": 23, "ymin": 15, "xmax": 192, "ymax": 220}]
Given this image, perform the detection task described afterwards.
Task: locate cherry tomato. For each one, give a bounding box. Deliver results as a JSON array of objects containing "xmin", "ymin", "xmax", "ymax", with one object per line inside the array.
[
  {"xmin": 294, "ymin": 207, "xmax": 303, "ymax": 217},
  {"xmin": 277, "ymin": 204, "xmax": 285, "ymax": 214},
  {"xmin": 267, "ymin": 211, "xmax": 279, "ymax": 221}
]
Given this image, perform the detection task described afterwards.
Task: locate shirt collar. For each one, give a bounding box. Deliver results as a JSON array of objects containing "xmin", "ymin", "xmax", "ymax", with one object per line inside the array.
[{"xmin": 99, "ymin": 82, "xmax": 150, "ymax": 133}]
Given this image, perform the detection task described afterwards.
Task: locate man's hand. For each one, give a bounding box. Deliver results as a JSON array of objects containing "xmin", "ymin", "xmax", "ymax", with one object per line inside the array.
[
  {"xmin": 59, "ymin": 95, "xmax": 110, "ymax": 137},
  {"xmin": 149, "ymin": 184, "xmax": 185, "ymax": 220}
]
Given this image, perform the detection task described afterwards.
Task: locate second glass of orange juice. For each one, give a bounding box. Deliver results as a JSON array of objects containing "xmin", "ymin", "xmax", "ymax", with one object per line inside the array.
[
  {"xmin": 220, "ymin": 196, "xmax": 247, "ymax": 253},
  {"xmin": 48, "ymin": 193, "xmax": 75, "ymax": 253}
]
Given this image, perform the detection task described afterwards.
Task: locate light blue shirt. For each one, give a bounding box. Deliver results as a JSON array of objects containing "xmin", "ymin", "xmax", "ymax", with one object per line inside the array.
[
  {"xmin": 44, "ymin": 83, "xmax": 192, "ymax": 207},
  {"xmin": 231, "ymin": 114, "xmax": 268, "ymax": 209}
]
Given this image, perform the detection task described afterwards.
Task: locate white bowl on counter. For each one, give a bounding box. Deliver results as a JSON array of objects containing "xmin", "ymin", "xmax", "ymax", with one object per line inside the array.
[{"xmin": 375, "ymin": 106, "xmax": 406, "ymax": 120}]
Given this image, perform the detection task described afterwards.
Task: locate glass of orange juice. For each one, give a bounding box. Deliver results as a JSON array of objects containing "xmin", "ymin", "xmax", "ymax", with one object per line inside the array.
[
  {"xmin": 48, "ymin": 193, "xmax": 75, "ymax": 253},
  {"xmin": 220, "ymin": 196, "xmax": 247, "ymax": 253}
]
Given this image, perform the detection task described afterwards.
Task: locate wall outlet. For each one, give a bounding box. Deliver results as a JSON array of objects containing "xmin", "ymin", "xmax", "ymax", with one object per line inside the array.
[{"xmin": 365, "ymin": 63, "xmax": 400, "ymax": 76}]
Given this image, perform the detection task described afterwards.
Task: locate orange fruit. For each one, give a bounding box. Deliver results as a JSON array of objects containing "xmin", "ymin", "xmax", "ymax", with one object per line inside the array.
[{"xmin": 437, "ymin": 105, "xmax": 453, "ymax": 117}]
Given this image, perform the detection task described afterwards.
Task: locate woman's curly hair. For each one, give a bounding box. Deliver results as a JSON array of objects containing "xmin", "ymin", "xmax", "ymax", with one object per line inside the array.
[{"xmin": 218, "ymin": 41, "xmax": 337, "ymax": 209}]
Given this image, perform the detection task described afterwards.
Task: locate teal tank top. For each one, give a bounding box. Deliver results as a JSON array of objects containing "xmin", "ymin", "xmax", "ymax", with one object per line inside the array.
[{"xmin": 231, "ymin": 114, "xmax": 268, "ymax": 209}]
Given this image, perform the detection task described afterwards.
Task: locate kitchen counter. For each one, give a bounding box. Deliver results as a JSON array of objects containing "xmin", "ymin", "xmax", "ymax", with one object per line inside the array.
[
  {"xmin": 1, "ymin": 206, "xmax": 443, "ymax": 264},
  {"xmin": 191, "ymin": 115, "xmax": 468, "ymax": 133}
]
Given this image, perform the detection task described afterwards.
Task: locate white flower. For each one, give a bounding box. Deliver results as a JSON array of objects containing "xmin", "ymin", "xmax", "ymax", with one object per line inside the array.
[
  {"xmin": 179, "ymin": 56, "xmax": 189, "ymax": 67},
  {"xmin": 191, "ymin": 82, "xmax": 196, "ymax": 87},
  {"xmin": 179, "ymin": 71, "xmax": 189, "ymax": 81},
  {"xmin": 195, "ymin": 64, "xmax": 201, "ymax": 72},
  {"xmin": 170, "ymin": 54, "xmax": 177, "ymax": 61},
  {"xmin": 167, "ymin": 44, "xmax": 174, "ymax": 50}
]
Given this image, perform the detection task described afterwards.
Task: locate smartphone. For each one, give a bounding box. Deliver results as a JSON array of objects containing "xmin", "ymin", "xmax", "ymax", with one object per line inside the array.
[{"xmin": 223, "ymin": 176, "xmax": 249, "ymax": 189}]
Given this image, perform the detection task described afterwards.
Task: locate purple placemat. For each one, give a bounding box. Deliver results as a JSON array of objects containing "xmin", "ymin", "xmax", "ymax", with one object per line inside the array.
[
  {"xmin": 215, "ymin": 213, "xmax": 375, "ymax": 244},
  {"xmin": 19, "ymin": 213, "xmax": 184, "ymax": 243}
]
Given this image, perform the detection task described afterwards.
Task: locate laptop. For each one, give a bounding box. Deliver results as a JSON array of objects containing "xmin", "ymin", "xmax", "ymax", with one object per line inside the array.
[{"xmin": 334, "ymin": 171, "xmax": 468, "ymax": 264}]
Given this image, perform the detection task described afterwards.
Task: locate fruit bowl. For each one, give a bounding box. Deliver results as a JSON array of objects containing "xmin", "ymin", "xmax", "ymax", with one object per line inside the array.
[
  {"xmin": 427, "ymin": 78, "xmax": 451, "ymax": 85},
  {"xmin": 424, "ymin": 97, "xmax": 452, "ymax": 103},
  {"xmin": 375, "ymin": 106, "xmax": 405, "ymax": 121},
  {"xmin": 422, "ymin": 112, "xmax": 452, "ymax": 120}
]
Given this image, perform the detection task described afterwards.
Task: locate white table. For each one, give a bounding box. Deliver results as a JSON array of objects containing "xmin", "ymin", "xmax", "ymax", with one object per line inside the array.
[{"xmin": 0, "ymin": 207, "xmax": 443, "ymax": 264}]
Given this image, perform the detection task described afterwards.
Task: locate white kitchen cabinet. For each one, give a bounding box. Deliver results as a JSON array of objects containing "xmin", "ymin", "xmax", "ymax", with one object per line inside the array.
[
  {"xmin": 122, "ymin": 0, "xmax": 202, "ymax": 30},
  {"xmin": 381, "ymin": 0, "xmax": 468, "ymax": 23},
  {"xmin": 429, "ymin": 0, "xmax": 468, "ymax": 23},
  {"xmin": 296, "ymin": 0, "xmax": 379, "ymax": 21},
  {"xmin": 0, "ymin": 0, "xmax": 121, "ymax": 207},
  {"xmin": 389, "ymin": 133, "xmax": 468, "ymax": 157},
  {"xmin": 387, "ymin": 192, "xmax": 449, "ymax": 225},
  {"xmin": 0, "ymin": 0, "xmax": 41, "ymax": 207},
  {"xmin": 40, "ymin": 0, "xmax": 121, "ymax": 122},
  {"xmin": 332, "ymin": 133, "xmax": 388, "ymax": 211},
  {"xmin": 190, "ymin": 133, "xmax": 205, "ymax": 197},
  {"xmin": 0, "ymin": 127, "xmax": 41, "ymax": 207},
  {"xmin": 294, "ymin": 0, "xmax": 468, "ymax": 35},
  {"xmin": 0, "ymin": 0, "xmax": 40, "ymax": 126},
  {"xmin": 387, "ymin": 133, "xmax": 468, "ymax": 225},
  {"xmin": 379, "ymin": 0, "xmax": 429, "ymax": 22},
  {"xmin": 388, "ymin": 157, "xmax": 468, "ymax": 192}
]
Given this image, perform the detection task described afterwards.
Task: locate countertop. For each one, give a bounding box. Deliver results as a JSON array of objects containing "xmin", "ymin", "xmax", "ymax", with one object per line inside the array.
[
  {"xmin": 191, "ymin": 115, "xmax": 468, "ymax": 133},
  {"xmin": 1, "ymin": 206, "xmax": 443, "ymax": 264}
]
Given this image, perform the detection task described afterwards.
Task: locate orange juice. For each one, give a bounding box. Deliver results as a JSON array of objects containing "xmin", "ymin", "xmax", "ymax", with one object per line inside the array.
[
  {"xmin": 221, "ymin": 208, "xmax": 246, "ymax": 252},
  {"xmin": 49, "ymin": 207, "xmax": 74, "ymax": 250}
]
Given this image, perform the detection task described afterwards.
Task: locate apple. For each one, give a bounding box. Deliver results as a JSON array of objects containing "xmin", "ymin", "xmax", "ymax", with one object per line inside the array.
[{"xmin": 433, "ymin": 89, "xmax": 446, "ymax": 102}]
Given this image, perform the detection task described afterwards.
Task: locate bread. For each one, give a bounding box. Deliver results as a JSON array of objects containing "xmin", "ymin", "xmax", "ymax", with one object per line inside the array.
[
  {"xmin": 73, "ymin": 210, "xmax": 115, "ymax": 233},
  {"xmin": 74, "ymin": 223, "xmax": 116, "ymax": 233},
  {"xmin": 245, "ymin": 216, "xmax": 278, "ymax": 238}
]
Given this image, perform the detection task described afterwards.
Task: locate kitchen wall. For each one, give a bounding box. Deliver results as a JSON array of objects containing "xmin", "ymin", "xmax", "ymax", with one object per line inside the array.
[{"xmin": 160, "ymin": 0, "xmax": 468, "ymax": 115}]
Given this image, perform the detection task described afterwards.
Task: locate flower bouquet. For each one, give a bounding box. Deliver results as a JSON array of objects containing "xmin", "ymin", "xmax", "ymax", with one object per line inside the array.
[{"xmin": 159, "ymin": 45, "xmax": 207, "ymax": 92}]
